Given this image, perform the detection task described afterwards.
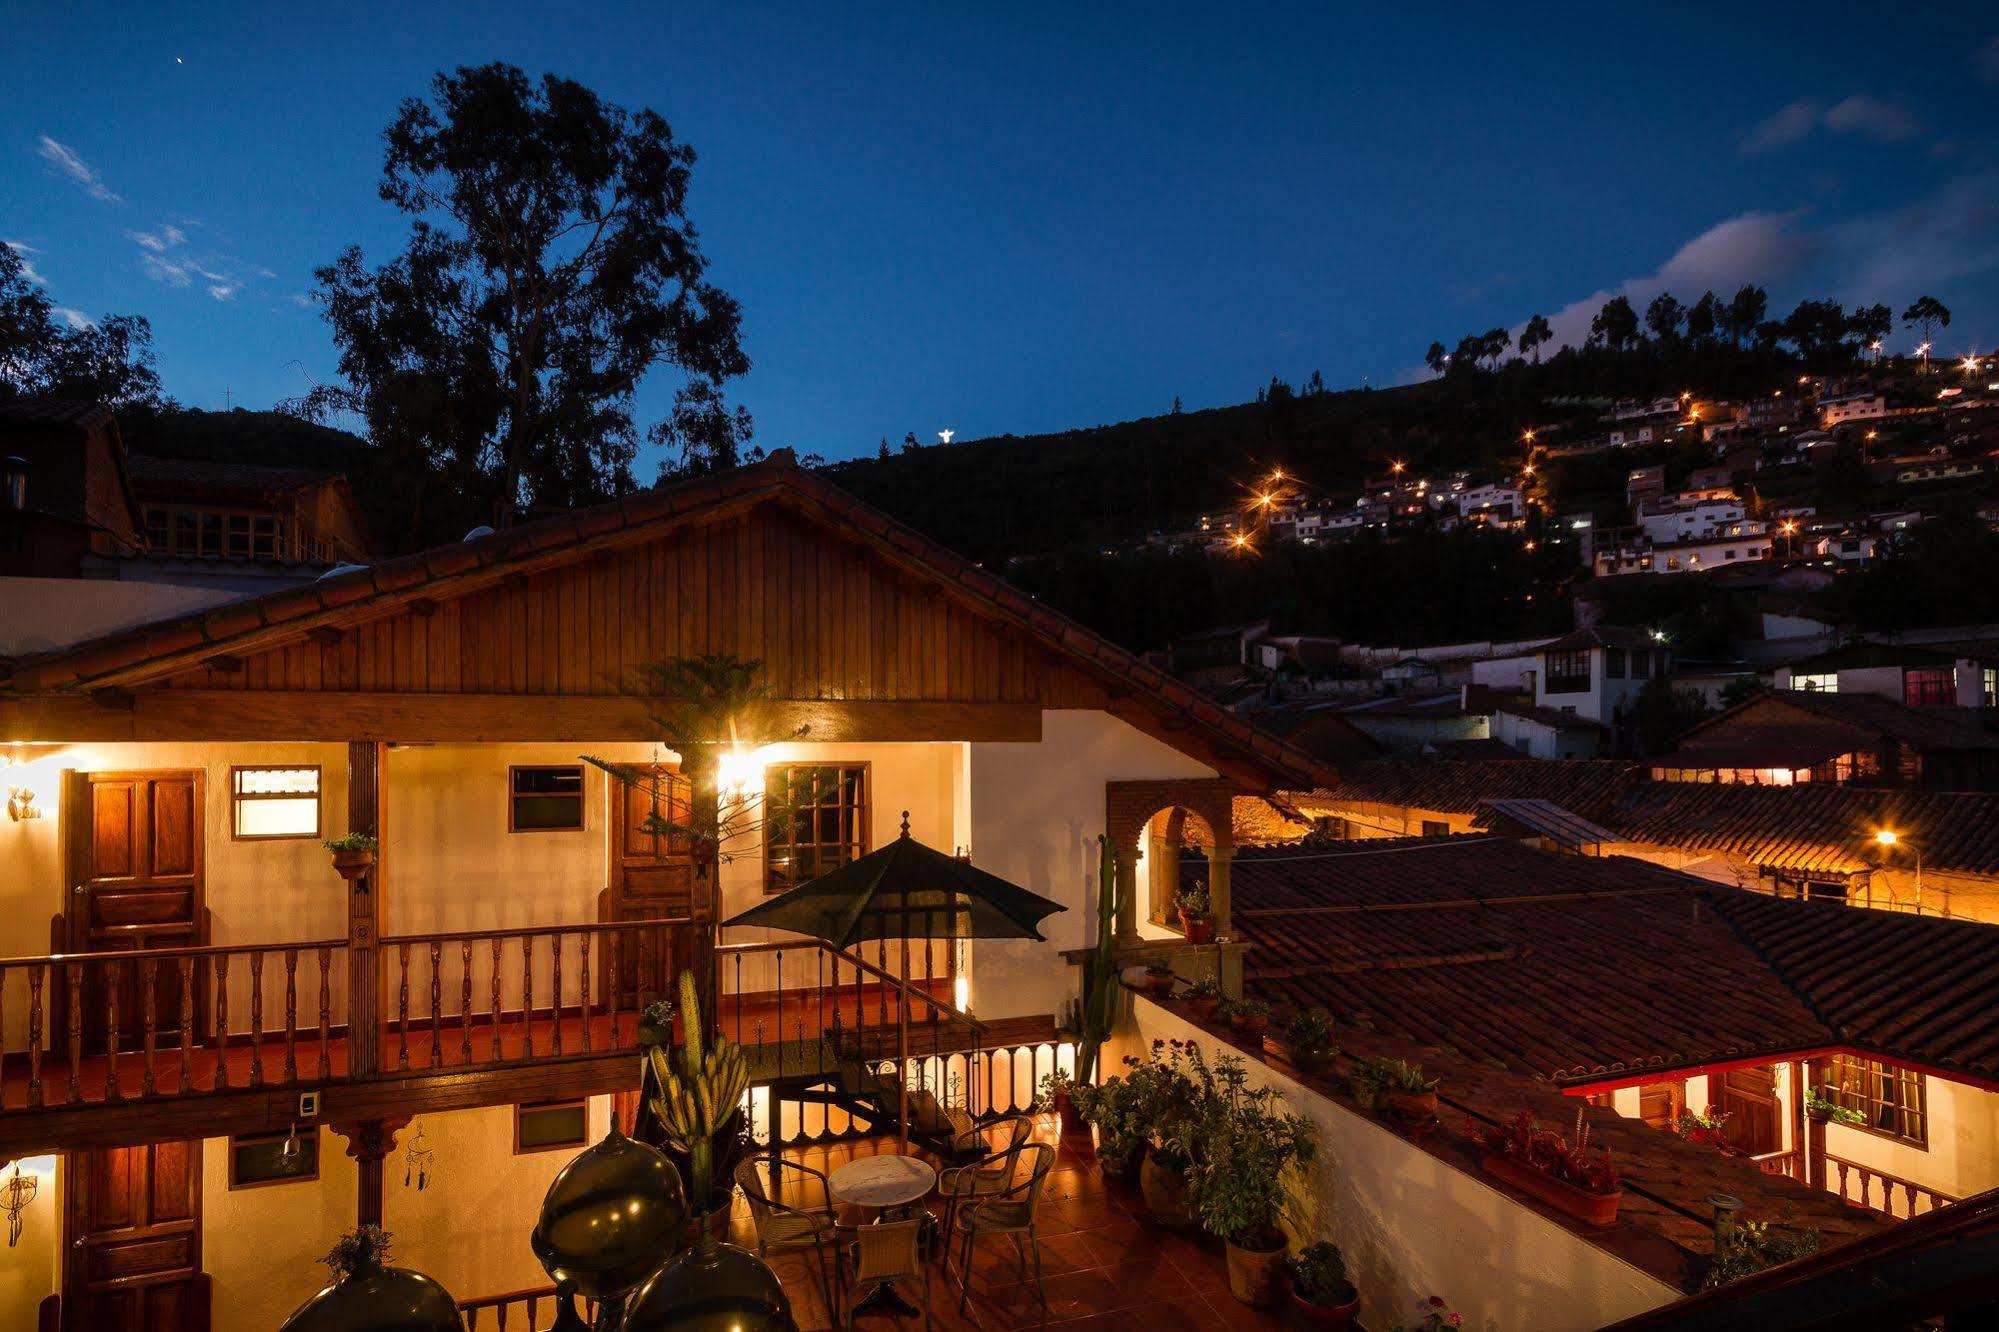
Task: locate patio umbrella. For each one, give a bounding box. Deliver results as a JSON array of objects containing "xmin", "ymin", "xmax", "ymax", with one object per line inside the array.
[
  {"xmin": 721, "ymin": 813, "xmax": 1066, "ymax": 1149},
  {"xmin": 721, "ymin": 813, "xmax": 1066, "ymax": 946}
]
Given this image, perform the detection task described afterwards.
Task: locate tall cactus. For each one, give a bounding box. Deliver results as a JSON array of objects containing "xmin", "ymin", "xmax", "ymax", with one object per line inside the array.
[
  {"xmin": 1075, "ymin": 834, "xmax": 1123, "ymax": 1085},
  {"xmin": 647, "ymin": 969, "xmax": 749, "ymax": 1212}
]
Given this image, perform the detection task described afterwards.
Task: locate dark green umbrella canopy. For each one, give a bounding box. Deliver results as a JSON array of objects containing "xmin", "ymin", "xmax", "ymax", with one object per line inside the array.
[{"xmin": 722, "ymin": 813, "xmax": 1066, "ymax": 945}]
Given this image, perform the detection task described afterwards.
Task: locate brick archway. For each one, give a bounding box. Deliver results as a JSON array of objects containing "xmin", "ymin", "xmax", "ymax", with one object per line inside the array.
[{"xmin": 1106, "ymin": 779, "xmax": 1240, "ymax": 940}]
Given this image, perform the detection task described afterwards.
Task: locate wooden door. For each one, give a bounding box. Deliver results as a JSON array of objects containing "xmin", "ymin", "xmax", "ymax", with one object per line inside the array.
[
  {"xmin": 607, "ymin": 765, "xmax": 697, "ymax": 1007},
  {"xmin": 1637, "ymin": 1080, "xmax": 1686, "ymax": 1132},
  {"xmin": 63, "ymin": 770, "xmax": 206, "ymax": 1052},
  {"xmin": 63, "ymin": 1141, "xmax": 206, "ymax": 1331},
  {"xmin": 1720, "ymin": 1066, "xmax": 1780, "ymax": 1155}
]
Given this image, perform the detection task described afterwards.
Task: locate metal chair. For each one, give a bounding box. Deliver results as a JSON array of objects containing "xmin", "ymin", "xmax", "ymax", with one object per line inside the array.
[
  {"xmin": 735, "ymin": 1157, "xmax": 840, "ymax": 1312},
  {"xmin": 936, "ymin": 1115, "xmax": 1034, "ymax": 1252},
  {"xmin": 841, "ymin": 1217, "xmax": 929, "ymax": 1330},
  {"xmin": 952, "ymin": 1142, "xmax": 1055, "ymax": 1316}
]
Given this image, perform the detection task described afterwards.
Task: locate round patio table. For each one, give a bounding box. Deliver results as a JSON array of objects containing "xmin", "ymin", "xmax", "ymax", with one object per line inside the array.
[{"xmin": 830, "ymin": 1154, "xmax": 937, "ymax": 1316}]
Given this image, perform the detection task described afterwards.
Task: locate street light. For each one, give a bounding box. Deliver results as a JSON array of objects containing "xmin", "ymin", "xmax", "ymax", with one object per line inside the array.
[{"xmin": 1874, "ymin": 829, "xmax": 1925, "ymax": 915}]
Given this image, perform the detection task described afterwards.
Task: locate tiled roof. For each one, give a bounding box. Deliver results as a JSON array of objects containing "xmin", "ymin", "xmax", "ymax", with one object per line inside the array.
[
  {"xmin": 0, "ymin": 398, "xmax": 114, "ymax": 431},
  {"xmin": 1608, "ymin": 782, "xmax": 1999, "ymax": 877},
  {"xmin": 1232, "ymin": 839, "xmax": 1828, "ymax": 1082},
  {"xmin": 1677, "ymin": 690, "xmax": 1999, "ymax": 753},
  {"xmin": 1490, "ymin": 696, "xmax": 1610, "ymax": 731},
  {"xmin": 1305, "ymin": 758, "xmax": 1642, "ymax": 819},
  {"xmin": 125, "ymin": 453, "xmax": 342, "ymax": 494},
  {"xmin": 1476, "ymin": 797, "xmax": 1618, "ymax": 849},
  {"xmin": 0, "ymin": 455, "xmax": 1337, "ymax": 789},
  {"xmin": 1230, "ymin": 835, "xmax": 1999, "ymax": 1089}
]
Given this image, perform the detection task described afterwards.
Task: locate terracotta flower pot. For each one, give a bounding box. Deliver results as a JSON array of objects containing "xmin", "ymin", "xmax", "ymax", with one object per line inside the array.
[
  {"xmin": 1350, "ymin": 1082, "xmax": 1383, "ymax": 1112},
  {"xmin": 1479, "ymin": 1150, "xmax": 1623, "ymax": 1227},
  {"xmin": 1294, "ymin": 1046, "xmax": 1338, "ymax": 1078},
  {"xmin": 1386, "ymin": 1087, "xmax": 1437, "ymax": 1125},
  {"xmin": 330, "ymin": 847, "xmax": 376, "ymax": 882},
  {"xmin": 1293, "ymin": 1285, "xmax": 1362, "ymax": 1328},
  {"xmin": 1055, "ymin": 1088, "xmax": 1090, "ymax": 1137},
  {"xmin": 1142, "ymin": 972, "xmax": 1176, "ymax": 998},
  {"xmin": 1186, "ymin": 995, "xmax": 1222, "ymax": 1024},
  {"xmin": 1099, "ymin": 1147, "xmax": 1144, "ymax": 1189},
  {"xmin": 1224, "ymin": 1233, "xmax": 1289, "ymax": 1308},
  {"xmin": 679, "ymin": 1193, "xmax": 734, "ymax": 1250},
  {"xmin": 1139, "ymin": 1151, "xmax": 1194, "ymax": 1229},
  {"xmin": 1181, "ymin": 912, "xmax": 1215, "ymax": 944},
  {"xmin": 1229, "ymin": 1012, "xmax": 1269, "ymax": 1039}
]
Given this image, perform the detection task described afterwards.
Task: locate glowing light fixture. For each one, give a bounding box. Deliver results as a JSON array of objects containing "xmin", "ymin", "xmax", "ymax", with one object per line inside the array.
[
  {"xmin": 715, "ymin": 749, "xmax": 765, "ymax": 802},
  {"xmin": 1874, "ymin": 829, "xmax": 1899, "ymax": 847}
]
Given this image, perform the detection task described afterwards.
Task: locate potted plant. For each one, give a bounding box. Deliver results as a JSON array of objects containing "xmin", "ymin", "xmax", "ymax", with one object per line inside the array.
[
  {"xmin": 646, "ymin": 970, "xmax": 749, "ymax": 1246},
  {"xmin": 324, "ymin": 832, "xmax": 378, "ymax": 881},
  {"xmin": 1142, "ymin": 956, "xmax": 1178, "ymax": 997},
  {"xmin": 1284, "ymin": 1008, "xmax": 1338, "ymax": 1077},
  {"xmin": 1040, "ymin": 1069, "xmax": 1090, "ymax": 1138},
  {"xmin": 1382, "ymin": 1059, "xmax": 1438, "ymax": 1128},
  {"xmin": 1347, "ymin": 1056, "xmax": 1396, "ymax": 1112},
  {"xmin": 1392, "ymin": 1294, "xmax": 1468, "ymax": 1330},
  {"xmin": 1079, "ymin": 1040, "xmax": 1193, "ymax": 1187},
  {"xmin": 1289, "ymin": 1241, "xmax": 1360, "ymax": 1328},
  {"xmin": 1187, "ymin": 1052, "xmax": 1317, "ymax": 1308},
  {"xmin": 1703, "ymin": 1217, "xmax": 1822, "ymax": 1288},
  {"xmin": 1177, "ymin": 884, "xmax": 1215, "ymax": 944},
  {"xmin": 1184, "ymin": 976, "xmax": 1224, "ymax": 1024},
  {"xmin": 1222, "ymin": 996, "xmax": 1271, "ymax": 1039},
  {"xmin": 1676, "ymin": 1105, "xmax": 1734, "ymax": 1150},
  {"xmin": 1804, "ymin": 1085, "xmax": 1865, "ymax": 1126},
  {"xmin": 1467, "ymin": 1108, "xmax": 1623, "ymax": 1227},
  {"xmin": 1130, "ymin": 1039, "xmax": 1214, "ymax": 1226}
]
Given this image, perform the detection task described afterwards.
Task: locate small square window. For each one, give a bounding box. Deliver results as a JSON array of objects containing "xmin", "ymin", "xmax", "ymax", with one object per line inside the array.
[
  {"xmin": 229, "ymin": 1127, "xmax": 319, "ymax": 1188},
  {"xmin": 516, "ymin": 1100, "xmax": 590, "ymax": 1153},
  {"xmin": 511, "ymin": 766, "xmax": 585, "ymax": 832},
  {"xmin": 231, "ymin": 766, "xmax": 322, "ymax": 840}
]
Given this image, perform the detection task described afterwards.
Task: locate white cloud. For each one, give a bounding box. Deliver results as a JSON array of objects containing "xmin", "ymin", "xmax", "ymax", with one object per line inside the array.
[
  {"xmin": 287, "ymin": 292, "xmax": 314, "ymax": 308},
  {"xmin": 1742, "ymin": 95, "xmax": 1920, "ymax": 153},
  {"xmin": 127, "ymin": 225, "xmax": 187, "ymax": 253},
  {"xmin": 141, "ymin": 252, "xmax": 194, "ymax": 287},
  {"xmin": 55, "ymin": 308, "xmax": 93, "ymax": 330},
  {"xmin": 206, "ymin": 282, "xmax": 238, "ymax": 302},
  {"xmin": 35, "ymin": 135, "xmax": 119, "ymax": 203},
  {"xmin": 2, "ymin": 239, "xmax": 47, "ymax": 285},
  {"xmin": 1822, "ymin": 95, "xmax": 1920, "ymax": 142}
]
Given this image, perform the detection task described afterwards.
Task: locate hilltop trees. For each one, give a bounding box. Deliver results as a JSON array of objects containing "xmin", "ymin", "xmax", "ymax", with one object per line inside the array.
[
  {"xmin": 1588, "ymin": 296, "xmax": 1640, "ymax": 351},
  {"xmin": 1901, "ymin": 295, "xmax": 1951, "ymax": 345},
  {"xmin": 310, "ymin": 62, "xmax": 748, "ymax": 523},
  {"xmin": 1721, "ymin": 286, "xmax": 1767, "ymax": 346},
  {"xmin": 0, "ymin": 243, "xmax": 164, "ymax": 407},
  {"xmin": 1519, "ymin": 314, "xmax": 1552, "ymax": 363}
]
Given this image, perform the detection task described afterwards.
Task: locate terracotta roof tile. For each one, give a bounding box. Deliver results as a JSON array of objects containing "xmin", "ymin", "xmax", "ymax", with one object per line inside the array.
[
  {"xmin": 1304, "ymin": 759, "xmax": 1642, "ymax": 819},
  {"xmin": 1609, "ymin": 783, "xmax": 1999, "ymax": 877}
]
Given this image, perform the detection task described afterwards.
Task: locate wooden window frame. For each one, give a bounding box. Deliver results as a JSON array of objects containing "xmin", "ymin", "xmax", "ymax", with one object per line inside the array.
[
  {"xmin": 1903, "ymin": 667, "xmax": 1955, "ymax": 708},
  {"xmin": 1816, "ymin": 1054, "xmax": 1928, "ymax": 1148},
  {"xmin": 515, "ymin": 1098, "xmax": 592, "ymax": 1154},
  {"xmin": 1545, "ymin": 650, "xmax": 1592, "ymax": 694},
  {"xmin": 228, "ymin": 1127, "xmax": 320, "ymax": 1189},
  {"xmin": 509, "ymin": 764, "xmax": 587, "ymax": 834},
  {"xmin": 762, "ymin": 762, "xmax": 871, "ymax": 896},
  {"xmin": 229, "ymin": 764, "xmax": 323, "ymax": 842}
]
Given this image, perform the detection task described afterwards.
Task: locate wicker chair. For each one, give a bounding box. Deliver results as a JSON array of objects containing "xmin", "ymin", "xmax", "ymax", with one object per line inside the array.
[
  {"xmin": 841, "ymin": 1218, "xmax": 929, "ymax": 1330},
  {"xmin": 735, "ymin": 1157, "xmax": 840, "ymax": 1312},
  {"xmin": 951, "ymin": 1142, "xmax": 1055, "ymax": 1315},
  {"xmin": 936, "ymin": 1115, "xmax": 1034, "ymax": 1258}
]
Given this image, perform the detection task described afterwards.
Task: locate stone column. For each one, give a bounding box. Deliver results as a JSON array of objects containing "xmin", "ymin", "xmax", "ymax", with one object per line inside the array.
[
  {"xmin": 1113, "ymin": 846, "xmax": 1141, "ymax": 946},
  {"xmin": 1206, "ymin": 845, "xmax": 1235, "ymax": 937}
]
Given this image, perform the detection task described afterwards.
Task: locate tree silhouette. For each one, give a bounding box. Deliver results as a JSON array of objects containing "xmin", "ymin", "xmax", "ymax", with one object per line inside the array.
[
  {"xmin": 1686, "ymin": 291, "xmax": 1720, "ymax": 343},
  {"xmin": 0, "ymin": 244, "xmax": 164, "ymax": 407},
  {"xmin": 1589, "ymin": 296, "xmax": 1640, "ymax": 351},
  {"xmin": 1901, "ymin": 296, "xmax": 1951, "ymax": 350},
  {"xmin": 1722, "ymin": 286, "xmax": 1767, "ymax": 346},
  {"xmin": 1644, "ymin": 292, "xmax": 1685, "ymax": 343},
  {"xmin": 315, "ymin": 62, "xmax": 748, "ymax": 521},
  {"xmin": 1424, "ymin": 341, "xmax": 1448, "ymax": 375},
  {"xmin": 1518, "ymin": 314, "xmax": 1552, "ymax": 363}
]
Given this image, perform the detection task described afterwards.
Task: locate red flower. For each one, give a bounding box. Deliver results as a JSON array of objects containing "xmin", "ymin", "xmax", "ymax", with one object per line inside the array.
[
  {"xmin": 1429, "ymin": 1296, "xmax": 1446, "ymax": 1308},
  {"xmin": 1450, "ymin": 1316, "xmax": 1463, "ymax": 1326}
]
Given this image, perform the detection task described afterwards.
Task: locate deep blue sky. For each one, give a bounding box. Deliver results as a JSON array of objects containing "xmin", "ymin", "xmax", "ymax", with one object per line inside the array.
[{"xmin": 6, "ymin": 4, "xmax": 1997, "ymax": 467}]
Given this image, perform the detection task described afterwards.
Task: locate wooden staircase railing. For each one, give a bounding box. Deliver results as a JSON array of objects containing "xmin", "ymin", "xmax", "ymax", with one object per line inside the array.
[{"xmin": 457, "ymin": 1284, "xmax": 593, "ymax": 1330}]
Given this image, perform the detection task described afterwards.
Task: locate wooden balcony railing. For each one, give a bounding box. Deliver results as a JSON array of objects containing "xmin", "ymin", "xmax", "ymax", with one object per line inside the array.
[
  {"xmin": 1827, "ymin": 1150, "xmax": 1958, "ymax": 1220},
  {"xmin": 0, "ymin": 918, "xmax": 685, "ymax": 1116},
  {"xmin": 457, "ymin": 1285, "xmax": 594, "ymax": 1330}
]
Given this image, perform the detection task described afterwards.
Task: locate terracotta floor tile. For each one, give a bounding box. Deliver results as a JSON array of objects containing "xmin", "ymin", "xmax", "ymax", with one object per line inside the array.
[
  {"xmin": 1046, "ymin": 1296, "xmax": 1227, "ymax": 1332},
  {"xmin": 1197, "ymin": 1291, "xmax": 1295, "ymax": 1332}
]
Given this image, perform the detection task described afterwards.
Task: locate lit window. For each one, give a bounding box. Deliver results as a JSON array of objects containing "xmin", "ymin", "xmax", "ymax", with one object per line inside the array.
[
  {"xmin": 511, "ymin": 766, "xmax": 585, "ymax": 832},
  {"xmin": 231, "ymin": 766, "xmax": 321, "ymax": 840},
  {"xmin": 765, "ymin": 764, "xmax": 869, "ymax": 894},
  {"xmin": 1792, "ymin": 673, "xmax": 1838, "ymax": 693},
  {"xmin": 1815, "ymin": 1055, "xmax": 1927, "ymax": 1147},
  {"xmin": 516, "ymin": 1100, "xmax": 590, "ymax": 1153},
  {"xmin": 1903, "ymin": 668, "xmax": 1955, "ymax": 708}
]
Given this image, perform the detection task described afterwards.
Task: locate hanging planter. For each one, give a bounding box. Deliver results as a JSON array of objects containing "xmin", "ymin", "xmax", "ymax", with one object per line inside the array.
[{"xmin": 323, "ymin": 833, "xmax": 378, "ymax": 883}]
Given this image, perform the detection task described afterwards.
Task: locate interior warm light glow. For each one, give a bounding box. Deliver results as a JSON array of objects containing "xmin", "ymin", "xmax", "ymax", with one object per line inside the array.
[{"xmin": 953, "ymin": 975, "xmax": 971, "ymax": 1011}]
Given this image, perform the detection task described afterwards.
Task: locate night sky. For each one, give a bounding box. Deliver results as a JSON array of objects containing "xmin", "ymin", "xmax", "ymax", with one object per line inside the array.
[{"xmin": 6, "ymin": 3, "xmax": 1997, "ymax": 467}]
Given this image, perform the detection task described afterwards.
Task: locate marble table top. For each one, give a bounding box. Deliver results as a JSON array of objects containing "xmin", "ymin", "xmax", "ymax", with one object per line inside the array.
[{"xmin": 828, "ymin": 1153, "xmax": 937, "ymax": 1209}]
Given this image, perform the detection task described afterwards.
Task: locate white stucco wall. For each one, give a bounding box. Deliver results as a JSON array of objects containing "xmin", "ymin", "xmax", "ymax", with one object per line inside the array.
[
  {"xmin": 967, "ymin": 711, "xmax": 1217, "ymax": 1020},
  {"xmin": 1114, "ymin": 998, "xmax": 1680, "ymax": 1332}
]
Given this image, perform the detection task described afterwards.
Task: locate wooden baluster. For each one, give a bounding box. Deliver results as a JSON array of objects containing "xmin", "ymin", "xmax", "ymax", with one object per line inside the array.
[
  {"xmin": 27, "ymin": 966, "xmax": 44, "ymax": 1108},
  {"xmin": 177, "ymin": 957, "xmax": 194, "ymax": 1092},
  {"xmin": 396, "ymin": 943, "xmax": 411, "ymax": 1071},
  {"xmin": 65, "ymin": 963, "xmax": 83, "ymax": 1103},
  {"xmin": 428, "ymin": 941, "xmax": 444, "ymax": 1070},
  {"xmin": 605, "ymin": 933, "xmax": 620, "ymax": 1050},
  {"xmin": 460, "ymin": 942, "xmax": 474, "ymax": 1064},
  {"xmin": 141, "ymin": 959, "xmax": 158, "ymax": 1097},
  {"xmin": 579, "ymin": 933, "xmax": 592, "ymax": 1054},
  {"xmin": 0, "ymin": 965, "xmax": 6, "ymax": 1108},
  {"xmin": 249, "ymin": 950, "xmax": 265, "ymax": 1088},
  {"xmin": 316, "ymin": 948, "xmax": 332, "ymax": 1080},
  {"xmin": 490, "ymin": 938, "xmax": 504, "ymax": 1061},
  {"xmin": 214, "ymin": 954, "xmax": 230, "ymax": 1091},
  {"xmin": 104, "ymin": 959, "xmax": 122, "ymax": 1102},
  {"xmin": 283, "ymin": 951, "xmax": 299, "ymax": 1084},
  {"xmin": 522, "ymin": 935, "xmax": 535, "ymax": 1060},
  {"xmin": 551, "ymin": 934, "xmax": 563, "ymax": 1057}
]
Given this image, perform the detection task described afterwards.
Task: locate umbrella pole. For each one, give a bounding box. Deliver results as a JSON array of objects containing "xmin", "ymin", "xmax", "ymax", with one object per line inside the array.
[{"xmin": 898, "ymin": 930, "xmax": 911, "ymax": 1152}]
